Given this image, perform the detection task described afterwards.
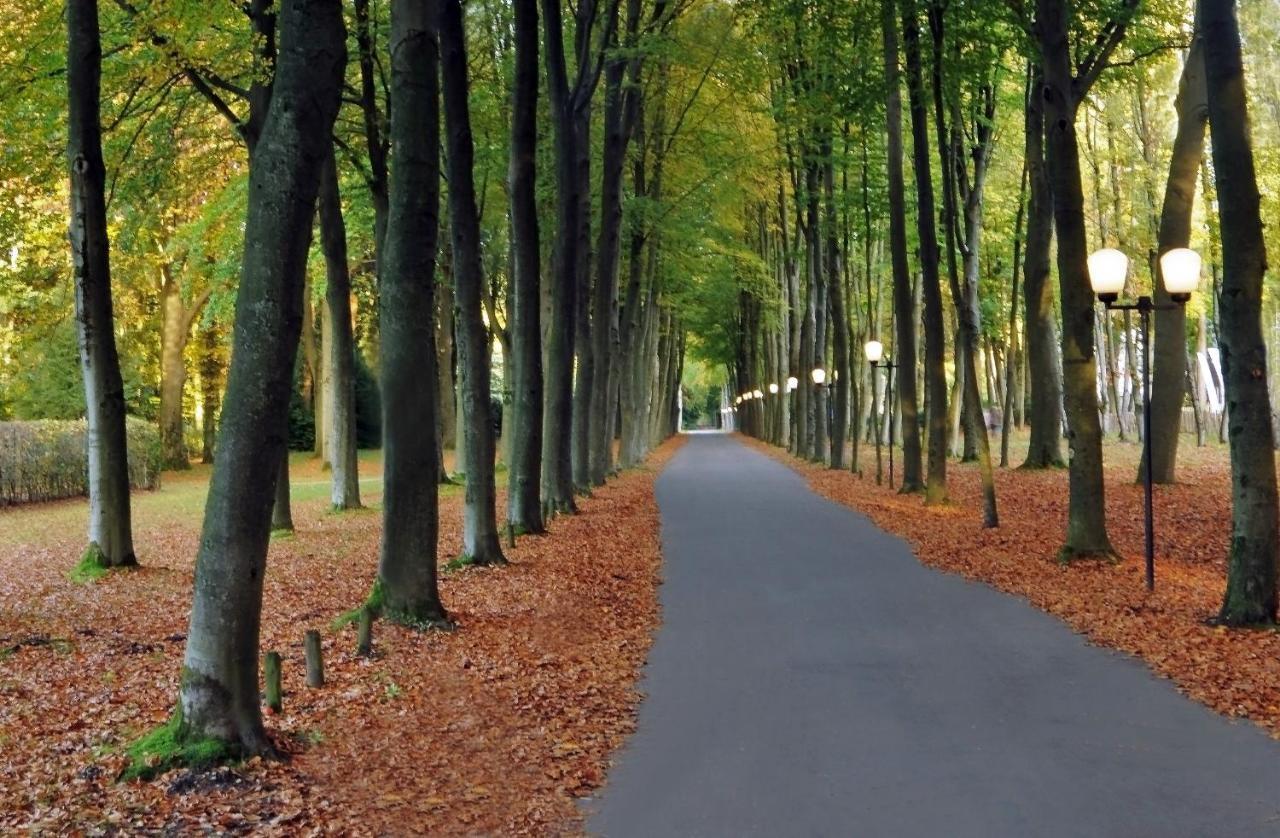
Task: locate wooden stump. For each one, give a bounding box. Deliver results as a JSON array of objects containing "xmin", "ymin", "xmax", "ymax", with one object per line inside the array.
[
  {"xmin": 356, "ymin": 608, "xmax": 373, "ymax": 657},
  {"xmin": 264, "ymin": 651, "xmax": 283, "ymax": 712},
  {"xmin": 304, "ymin": 629, "xmax": 324, "ymax": 688}
]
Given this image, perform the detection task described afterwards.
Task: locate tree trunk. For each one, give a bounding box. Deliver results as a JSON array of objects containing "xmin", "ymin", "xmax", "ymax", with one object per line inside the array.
[
  {"xmin": 353, "ymin": 0, "xmax": 389, "ymax": 270},
  {"xmin": 1001, "ymin": 142, "xmax": 1027, "ymax": 468},
  {"xmin": 158, "ymin": 268, "xmax": 208, "ymax": 471},
  {"xmin": 825, "ymin": 150, "xmax": 849, "ymax": 469},
  {"xmin": 1037, "ymin": 0, "xmax": 1115, "ymax": 558},
  {"xmin": 587, "ymin": 0, "xmax": 637, "ymax": 487},
  {"xmin": 1143, "ymin": 30, "xmax": 1208, "ymax": 484},
  {"xmin": 1021, "ymin": 66, "xmax": 1066, "ymax": 469},
  {"xmin": 318, "ymin": 148, "xmax": 361, "ymax": 510},
  {"xmin": 199, "ymin": 322, "xmax": 223, "ymax": 464},
  {"xmin": 439, "ymin": 0, "xmax": 506, "ymax": 566},
  {"xmin": 958, "ymin": 130, "xmax": 999, "ymax": 527},
  {"xmin": 1203, "ymin": 0, "xmax": 1279, "ymax": 624},
  {"xmin": 902, "ymin": 0, "xmax": 947, "ymax": 501},
  {"xmin": 303, "ymin": 290, "xmax": 321, "ymax": 459},
  {"xmin": 507, "ymin": 0, "xmax": 544, "ymax": 535},
  {"xmin": 436, "ymin": 263, "xmax": 457, "ymax": 455},
  {"xmin": 66, "ymin": 0, "xmax": 135, "ymax": 569},
  {"xmin": 178, "ymin": 0, "xmax": 344, "ymax": 753},
  {"xmin": 376, "ymin": 0, "xmax": 448, "ymax": 624},
  {"xmin": 571, "ymin": 98, "xmax": 594, "ymax": 492},
  {"xmin": 881, "ymin": 0, "xmax": 922, "ymax": 490},
  {"xmin": 540, "ymin": 0, "xmax": 586, "ymax": 513},
  {"xmin": 271, "ymin": 447, "xmax": 293, "ymax": 532}
]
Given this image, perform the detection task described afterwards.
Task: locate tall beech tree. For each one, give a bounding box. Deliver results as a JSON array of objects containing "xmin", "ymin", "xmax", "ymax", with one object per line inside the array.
[
  {"xmin": 157, "ymin": 260, "xmax": 212, "ymax": 471},
  {"xmin": 901, "ymin": 0, "xmax": 948, "ymax": 503},
  {"xmin": 1020, "ymin": 64, "xmax": 1066, "ymax": 469},
  {"xmin": 1143, "ymin": 29, "xmax": 1207, "ymax": 484},
  {"xmin": 541, "ymin": 0, "xmax": 617, "ymax": 511},
  {"xmin": 825, "ymin": 143, "xmax": 850, "ymax": 470},
  {"xmin": 67, "ymin": 0, "xmax": 136, "ymax": 570},
  {"xmin": 1034, "ymin": 0, "xmax": 1136, "ymax": 559},
  {"xmin": 587, "ymin": 0, "xmax": 650, "ymax": 487},
  {"xmin": 374, "ymin": 0, "xmax": 449, "ymax": 623},
  {"xmin": 508, "ymin": 0, "xmax": 544, "ymax": 536},
  {"xmin": 318, "ymin": 148, "xmax": 361, "ymax": 510},
  {"xmin": 439, "ymin": 0, "xmax": 506, "ymax": 566},
  {"xmin": 177, "ymin": 0, "xmax": 345, "ymax": 752},
  {"xmin": 881, "ymin": 0, "xmax": 923, "ymax": 491},
  {"xmin": 930, "ymin": 1, "xmax": 1003, "ymax": 526},
  {"xmin": 1202, "ymin": 0, "xmax": 1278, "ymax": 624}
]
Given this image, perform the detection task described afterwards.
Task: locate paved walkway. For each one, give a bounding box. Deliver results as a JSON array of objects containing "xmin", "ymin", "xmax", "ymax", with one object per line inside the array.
[{"xmin": 587, "ymin": 432, "xmax": 1280, "ymax": 837}]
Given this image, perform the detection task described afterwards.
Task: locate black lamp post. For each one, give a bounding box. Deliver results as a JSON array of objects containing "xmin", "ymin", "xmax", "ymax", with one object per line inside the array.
[
  {"xmin": 865, "ymin": 340, "xmax": 897, "ymax": 489},
  {"xmin": 1088, "ymin": 246, "xmax": 1201, "ymax": 592},
  {"xmin": 811, "ymin": 367, "xmax": 833, "ymax": 462}
]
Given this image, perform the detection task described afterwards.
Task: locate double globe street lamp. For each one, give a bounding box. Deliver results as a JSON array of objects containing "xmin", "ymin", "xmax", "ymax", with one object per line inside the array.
[
  {"xmin": 1087, "ymin": 246, "xmax": 1201, "ymax": 592},
  {"xmin": 864, "ymin": 340, "xmax": 896, "ymax": 489}
]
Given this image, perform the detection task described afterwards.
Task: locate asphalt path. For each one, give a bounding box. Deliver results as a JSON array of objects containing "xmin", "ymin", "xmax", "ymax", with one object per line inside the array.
[{"xmin": 586, "ymin": 432, "xmax": 1280, "ymax": 837}]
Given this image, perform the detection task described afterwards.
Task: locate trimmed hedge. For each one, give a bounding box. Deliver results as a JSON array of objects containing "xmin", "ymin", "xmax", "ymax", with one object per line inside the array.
[{"xmin": 0, "ymin": 417, "xmax": 162, "ymax": 507}]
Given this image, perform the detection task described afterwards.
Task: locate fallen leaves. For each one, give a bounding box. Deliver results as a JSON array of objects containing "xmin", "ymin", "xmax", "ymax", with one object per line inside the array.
[
  {"xmin": 0, "ymin": 438, "xmax": 682, "ymax": 834},
  {"xmin": 748, "ymin": 434, "xmax": 1280, "ymax": 744}
]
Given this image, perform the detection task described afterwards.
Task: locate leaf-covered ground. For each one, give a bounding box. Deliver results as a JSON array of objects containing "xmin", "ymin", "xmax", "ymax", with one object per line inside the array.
[
  {"xmin": 749, "ymin": 432, "xmax": 1280, "ymax": 740},
  {"xmin": 0, "ymin": 439, "xmax": 680, "ymax": 834}
]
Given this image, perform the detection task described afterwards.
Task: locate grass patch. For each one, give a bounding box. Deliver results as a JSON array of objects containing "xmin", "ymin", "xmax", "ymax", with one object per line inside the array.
[
  {"xmin": 444, "ymin": 554, "xmax": 477, "ymax": 573},
  {"xmin": 68, "ymin": 546, "xmax": 111, "ymax": 584},
  {"xmin": 119, "ymin": 713, "xmax": 238, "ymax": 783},
  {"xmin": 331, "ymin": 577, "xmax": 388, "ymax": 630},
  {"xmin": 330, "ymin": 606, "xmax": 364, "ymax": 631}
]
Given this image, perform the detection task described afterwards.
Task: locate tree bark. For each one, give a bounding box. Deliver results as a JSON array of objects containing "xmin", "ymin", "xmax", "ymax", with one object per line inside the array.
[
  {"xmin": 318, "ymin": 148, "xmax": 361, "ymax": 510},
  {"xmin": 353, "ymin": 0, "xmax": 389, "ymax": 269},
  {"xmin": 271, "ymin": 445, "xmax": 293, "ymax": 532},
  {"xmin": 881, "ymin": 0, "xmax": 922, "ymax": 490},
  {"xmin": 1203, "ymin": 0, "xmax": 1279, "ymax": 624},
  {"xmin": 540, "ymin": 0, "xmax": 583, "ymax": 513},
  {"xmin": 956, "ymin": 89, "xmax": 1000, "ymax": 527},
  {"xmin": 199, "ymin": 321, "xmax": 223, "ymax": 464},
  {"xmin": 376, "ymin": 0, "xmax": 448, "ymax": 624},
  {"xmin": 1002, "ymin": 134, "xmax": 1029, "ymax": 468},
  {"xmin": 588, "ymin": 0, "xmax": 642, "ymax": 486},
  {"xmin": 1143, "ymin": 31, "xmax": 1207, "ymax": 484},
  {"xmin": 507, "ymin": 0, "xmax": 544, "ymax": 535},
  {"xmin": 1037, "ymin": 0, "xmax": 1117, "ymax": 558},
  {"xmin": 1021, "ymin": 66, "xmax": 1066, "ymax": 469},
  {"xmin": 158, "ymin": 267, "xmax": 210, "ymax": 471},
  {"xmin": 902, "ymin": 0, "xmax": 947, "ymax": 501},
  {"xmin": 178, "ymin": 0, "xmax": 344, "ymax": 752},
  {"xmin": 825, "ymin": 148, "xmax": 849, "ymax": 469},
  {"xmin": 67, "ymin": 0, "xmax": 136, "ymax": 569},
  {"xmin": 439, "ymin": 0, "xmax": 506, "ymax": 566},
  {"xmin": 571, "ymin": 101, "xmax": 594, "ymax": 492},
  {"xmin": 436, "ymin": 261, "xmax": 457, "ymax": 456}
]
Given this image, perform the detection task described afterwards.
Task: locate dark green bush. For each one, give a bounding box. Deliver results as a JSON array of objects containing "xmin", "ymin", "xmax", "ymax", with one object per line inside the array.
[
  {"xmin": 5, "ymin": 319, "xmax": 158, "ymax": 422},
  {"xmin": 287, "ymin": 373, "xmax": 316, "ymax": 452},
  {"xmin": 0, "ymin": 417, "xmax": 162, "ymax": 506}
]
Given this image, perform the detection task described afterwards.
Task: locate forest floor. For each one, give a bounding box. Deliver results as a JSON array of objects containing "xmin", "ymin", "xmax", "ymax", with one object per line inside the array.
[
  {"xmin": 0, "ymin": 439, "xmax": 680, "ymax": 834},
  {"xmin": 750, "ymin": 429, "xmax": 1280, "ymax": 743}
]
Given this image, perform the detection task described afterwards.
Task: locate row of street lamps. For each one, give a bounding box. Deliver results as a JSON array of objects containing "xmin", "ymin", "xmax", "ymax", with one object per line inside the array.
[
  {"xmin": 733, "ymin": 245, "xmax": 1201, "ymax": 594},
  {"xmin": 732, "ymin": 341, "xmax": 903, "ymax": 487}
]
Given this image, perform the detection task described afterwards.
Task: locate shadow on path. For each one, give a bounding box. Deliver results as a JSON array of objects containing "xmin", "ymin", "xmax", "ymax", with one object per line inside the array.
[{"xmin": 587, "ymin": 433, "xmax": 1280, "ymax": 837}]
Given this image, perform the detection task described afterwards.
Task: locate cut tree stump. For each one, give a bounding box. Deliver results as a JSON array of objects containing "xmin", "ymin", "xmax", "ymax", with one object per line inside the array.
[
  {"xmin": 304, "ymin": 629, "xmax": 324, "ymax": 687},
  {"xmin": 264, "ymin": 651, "xmax": 283, "ymax": 712},
  {"xmin": 356, "ymin": 608, "xmax": 373, "ymax": 657}
]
